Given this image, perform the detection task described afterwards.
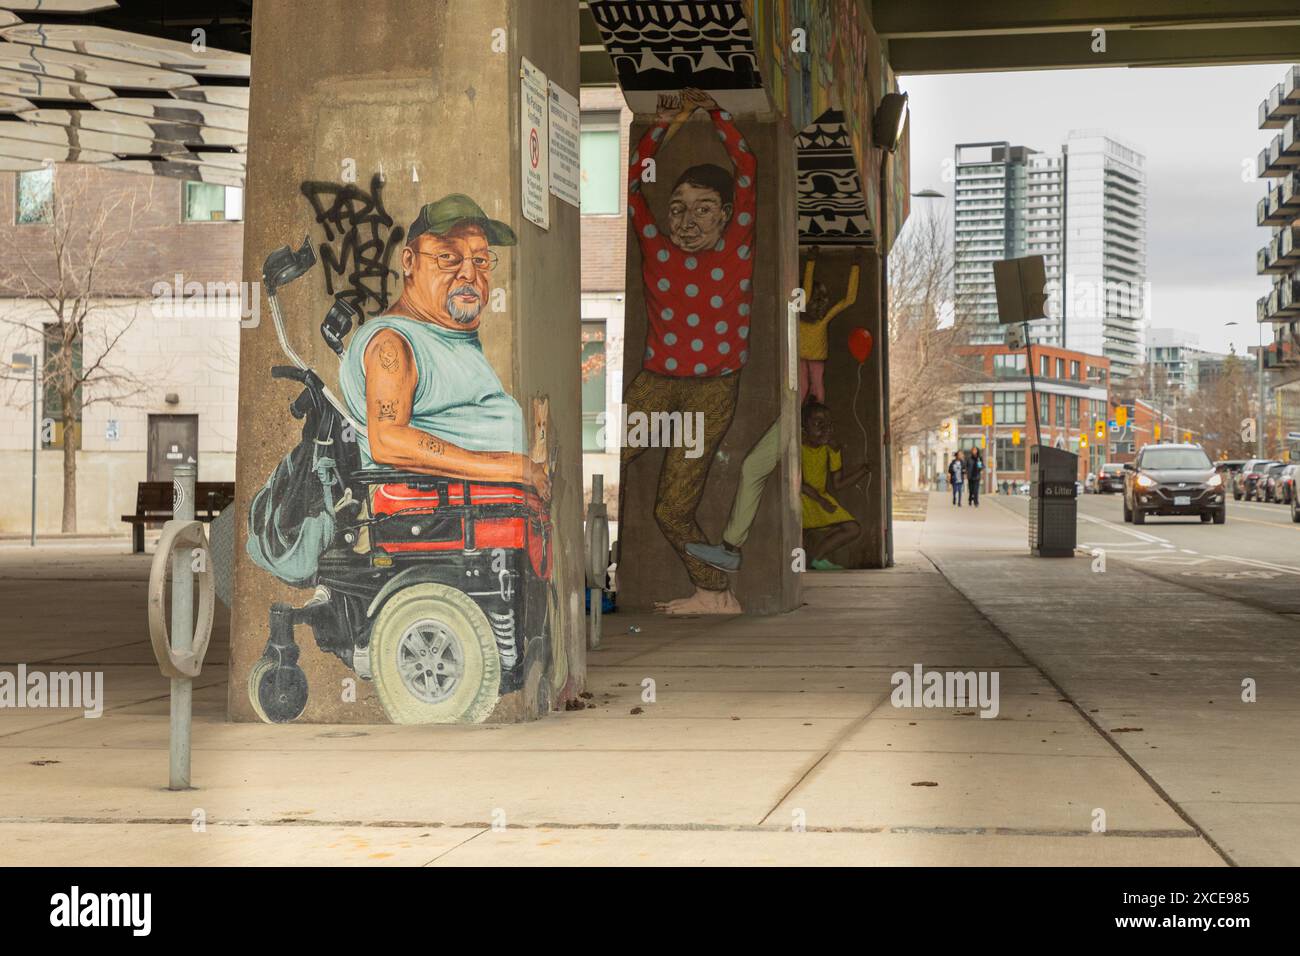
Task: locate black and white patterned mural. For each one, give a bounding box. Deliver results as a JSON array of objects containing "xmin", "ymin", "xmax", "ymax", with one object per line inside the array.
[
  {"xmin": 797, "ymin": 110, "xmax": 872, "ymax": 246},
  {"xmin": 588, "ymin": 0, "xmax": 765, "ymax": 113}
]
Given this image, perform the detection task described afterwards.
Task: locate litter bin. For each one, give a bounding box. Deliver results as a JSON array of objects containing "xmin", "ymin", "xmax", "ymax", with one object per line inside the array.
[{"xmin": 1028, "ymin": 444, "xmax": 1077, "ymax": 557}]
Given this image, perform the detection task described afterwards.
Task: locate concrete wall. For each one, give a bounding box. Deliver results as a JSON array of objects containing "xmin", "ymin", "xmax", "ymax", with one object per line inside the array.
[
  {"xmin": 616, "ymin": 115, "xmax": 800, "ymax": 614},
  {"xmin": 230, "ymin": 0, "xmax": 582, "ymax": 725},
  {"xmin": 0, "ymin": 297, "xmax": 240, "ymax": 534}
]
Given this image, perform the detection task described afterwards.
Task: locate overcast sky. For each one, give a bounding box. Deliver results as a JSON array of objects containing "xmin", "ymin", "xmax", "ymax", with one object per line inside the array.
[{"xmin": 900, "ymin": 64, "xmax": 1283, "ymax": 356}]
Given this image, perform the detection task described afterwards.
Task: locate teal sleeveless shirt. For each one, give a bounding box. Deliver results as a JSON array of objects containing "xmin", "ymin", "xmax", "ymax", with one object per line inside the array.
[{"xmin": 338, "ymin": 314, "xmax": 524, "ymax": 468}]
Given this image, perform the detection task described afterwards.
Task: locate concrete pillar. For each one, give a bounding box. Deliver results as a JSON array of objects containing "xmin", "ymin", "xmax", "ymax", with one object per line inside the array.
[
  {"xmin": 801, "ymin": 245, "xmax": 887, "ymax": 569},
  {"xmin": 229, "ymin": 0, "xmax": 584, "ymax": 724},
  {"xmin": 615, "ymin": 112, "xmax": 800, "ymax": 615}
]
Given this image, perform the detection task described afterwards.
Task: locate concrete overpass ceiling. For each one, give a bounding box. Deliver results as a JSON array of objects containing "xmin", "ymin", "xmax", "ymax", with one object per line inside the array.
[
  {"xmin": 0, "ymin": 0, "xmax": 249, "ymax": 181},
  {"xmin": 875, "ymin": 0, "xmax": 1300, "ymax": 74}
]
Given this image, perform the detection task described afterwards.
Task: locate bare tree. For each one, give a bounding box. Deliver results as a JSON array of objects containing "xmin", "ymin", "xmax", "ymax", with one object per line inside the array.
[
  {"xmin": 887, "ymin": 206, "xmax": 973, "ymax": 479},
  {"xmin": 1181, "ymin": 352, "xmax": 1258, "ymax": 460},
  {"xmin": 0, "ymin": 168, "xmax": 160, "ymax": 533}
]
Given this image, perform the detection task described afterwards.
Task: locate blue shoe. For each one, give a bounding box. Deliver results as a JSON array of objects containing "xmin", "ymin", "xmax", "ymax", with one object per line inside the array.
[
  {"xmin": 810, "ymin": 558, "xmax": 844, "ymax": 571},
  {"xmin": 686, "ymin": 541, "xmax": 742, "ymax": 573}
]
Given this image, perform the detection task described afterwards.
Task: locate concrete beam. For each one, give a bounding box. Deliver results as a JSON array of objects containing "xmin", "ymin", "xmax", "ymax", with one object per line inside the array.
[
  {"xmin": 875, "ymin": 0, "xmax": 1300, "ymax": 38},
  {"xmin": 890, "ymin": 24, "xmax": 1300, "ymax": 75}
]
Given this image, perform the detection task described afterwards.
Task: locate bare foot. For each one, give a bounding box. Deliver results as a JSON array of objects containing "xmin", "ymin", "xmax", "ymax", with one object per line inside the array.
[{"xmin": 654, "ymin": 587, "xmax": 742, "ymax": 615}]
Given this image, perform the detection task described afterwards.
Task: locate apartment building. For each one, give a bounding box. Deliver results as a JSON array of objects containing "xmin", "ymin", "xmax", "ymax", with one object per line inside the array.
[{"xmin": 954, "ymin": 131, "xmax": 1148, "ymax": 378}]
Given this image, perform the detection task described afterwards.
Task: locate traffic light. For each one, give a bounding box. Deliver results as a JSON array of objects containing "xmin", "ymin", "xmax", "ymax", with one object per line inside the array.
[
  {"xmin": 1012, "ymin": 429, "xmax": 1021, "ymax": 446},
  {"xmin": 940, "ymin": 422, "xmax": 952, "ymax": 440},
  {"xmin": 1116, "ymin": 405, "xmax": 1128, "ymax": 428},
  {"xmin": 1094, "ymin": 421, "xmax": 1105, "ymax": 440},
  {"xmin": 1154, "ymin": 423, "xmax": 1162, "ymax": 441},
  {"xmin": 981, "ymin": 405, "xmax": 993, "ymax": 427},
  {"xmin": 1183, "ymin": 431, "xmax": 1192, "ymax": 443},
  {"xmin": 1080, "ymin": 433, "xmax": 1089, "ymax": 449}
]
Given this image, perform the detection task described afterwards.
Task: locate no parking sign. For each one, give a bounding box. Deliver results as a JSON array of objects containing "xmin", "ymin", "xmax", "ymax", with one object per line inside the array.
[{"xmin": 520, "ymin": 56, "xmax": 550, "ymax": 230}]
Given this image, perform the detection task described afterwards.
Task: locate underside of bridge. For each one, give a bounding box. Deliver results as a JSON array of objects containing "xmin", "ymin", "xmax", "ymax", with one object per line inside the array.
[{"xmin": 4, "ymin": 0, "xmax": 1293, "ymax": 727}]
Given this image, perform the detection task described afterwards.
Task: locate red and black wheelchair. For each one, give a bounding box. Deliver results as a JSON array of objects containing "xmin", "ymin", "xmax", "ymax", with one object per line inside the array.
[{"xmin": 246, "ymin": 239, "xmax": 554, "ymax": 724}]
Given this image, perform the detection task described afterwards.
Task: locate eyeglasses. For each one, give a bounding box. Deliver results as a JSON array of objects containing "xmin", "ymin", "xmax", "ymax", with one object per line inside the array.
[{"xmin": 415, "ymin": 250, "xmax": 500, "ymax": 273}]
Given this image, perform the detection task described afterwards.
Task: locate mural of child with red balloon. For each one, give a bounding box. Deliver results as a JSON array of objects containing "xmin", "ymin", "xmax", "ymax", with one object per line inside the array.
[{"xmin": 797, "ymin": 252, "xmax": 861, "ymax": 405}]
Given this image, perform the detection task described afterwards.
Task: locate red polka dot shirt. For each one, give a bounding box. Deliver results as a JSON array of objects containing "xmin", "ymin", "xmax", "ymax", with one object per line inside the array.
[{"xmin": 627, "ymin": 109, "xmax": 757, "ymax": 379}]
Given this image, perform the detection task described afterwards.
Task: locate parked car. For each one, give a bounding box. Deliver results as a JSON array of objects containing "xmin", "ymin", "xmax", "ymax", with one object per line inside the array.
[
  {"xmin": 1216, "ymin": 459, "xmax": 1246, "ymax": 492},
  {"xmin": 1235, "ymin": 458, "xmax": 1279, "ymax": 501},
  {"xmin": 1276, "ymin": 463, "xmax": 1298, "ymax": 505},
  {"xmin": 1093, "ymin": 462, "xmax": 1126, "ymax": 494},
  {"xmin": 1123, "ymin": 443, "xmax": 1226, "ymax": 525},
  {"xmin": 1262, "ymin": 462, "xmax": 1289, "ymax": 502}
]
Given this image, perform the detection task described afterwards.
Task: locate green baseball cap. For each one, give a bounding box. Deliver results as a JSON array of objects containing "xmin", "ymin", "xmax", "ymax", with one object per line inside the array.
[{"xmin": 407, "ymin": 193, "xmax": 517, "ymax": 247}]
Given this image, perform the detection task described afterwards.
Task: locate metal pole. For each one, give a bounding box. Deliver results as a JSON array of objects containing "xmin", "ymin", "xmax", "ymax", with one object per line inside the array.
[
  {"xmin": 169, "ymin": 463, "xmax": 196, "ymax": 790},
  {"xmin": 880, "ymin": 161, "xmax": 894, "ymax": 567},
  {"xmin": 30, "ymin": 363, "xmax": 36, "ymax": 547}
]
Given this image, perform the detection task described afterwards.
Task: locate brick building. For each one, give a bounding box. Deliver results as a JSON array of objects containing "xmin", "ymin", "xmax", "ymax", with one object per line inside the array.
[
  {"xmin": 0, "ymin": 163, "xmax": 242, "ymax": 534},
  {"xmin": 955, "ymin": 343, "xmax": 1111, "ymax": 485}
]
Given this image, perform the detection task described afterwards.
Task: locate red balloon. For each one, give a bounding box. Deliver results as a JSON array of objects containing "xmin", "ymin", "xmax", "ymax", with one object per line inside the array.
[{"xmin": 848, "ymin": 327, "xmax": 874, "ymax": 363}]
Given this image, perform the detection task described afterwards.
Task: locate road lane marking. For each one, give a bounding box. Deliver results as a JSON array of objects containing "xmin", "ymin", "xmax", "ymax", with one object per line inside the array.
[{"xmin": 1207, "ymin": 554, "xmax": 1300, "ymax": 576}]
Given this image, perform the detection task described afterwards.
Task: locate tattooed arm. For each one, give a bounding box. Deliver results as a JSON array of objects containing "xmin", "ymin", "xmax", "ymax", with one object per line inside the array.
[{"xmin": 363, "ymin": 329, "xmax": 549, "ymax": 497}]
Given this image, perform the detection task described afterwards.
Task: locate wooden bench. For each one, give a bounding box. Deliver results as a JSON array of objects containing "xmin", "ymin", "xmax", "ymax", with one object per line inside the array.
[{"xmin": 122, "ymin": 481, "xmax": 235, "ymax": 554}]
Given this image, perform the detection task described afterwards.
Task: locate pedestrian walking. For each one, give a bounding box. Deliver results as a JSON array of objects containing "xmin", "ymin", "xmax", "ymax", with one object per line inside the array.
[
  {"xmin": 967, "ymin": 446, "xmax": 984, "ymax": 507},
  {"xmin": 948, "ymin": 451, "xmax": 965, "ymax": 507}
]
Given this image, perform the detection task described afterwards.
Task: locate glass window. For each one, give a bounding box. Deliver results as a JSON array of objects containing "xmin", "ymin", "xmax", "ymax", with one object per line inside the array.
[
  {"xmin": 1071, "ymin": 360, "xmax": 1080, "ymax": 380},
  {"xmin": 994, "ymin": 391, "xmax": 1025, "ymax": 424},
  {"xmin": 581, "ymin": 323, "xmax": 607, "ymax": 451},
  {"xmin": 1055, "ymin": 394, "xmax": 1065, "ymax": 425},
  {"xmin": 996, "ymin": 442, "xmax": 1024, "ymax": 472},
  {"xmin": 580, "ymin": 126, "xmax": 621, "ymax": 215},
  {"xmin": 993, "ymin": 353, "xmax": 1025, "ymax": 377},
  {"xmin": 959, "ymin": 390, "xmax": 984, "ymax": 425},
  {"xmin": 1056, "ymin": 358, "xmax": 1065, "ymax": 378},
  {"xmin": 1070, "ymin": 397, "xmax": 1080, "ymax": 427},
  {"xmin": 1138, "ymin": 447, "xmax": 1212, "ymax": 470},
  {"xmin": 183, "ymin": 182, "xmax": 244, "ymax": 222},
  {"xmin": 1040, "ymin": 355, "xmax": 1049, "ymax": 377},
  {"xmin": 16, "ymin": 167, "xmax": 53, "ymax": 224}
]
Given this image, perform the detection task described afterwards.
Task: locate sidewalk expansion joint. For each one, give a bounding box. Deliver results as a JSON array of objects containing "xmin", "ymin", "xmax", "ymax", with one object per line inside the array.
[{"xmin": 0, "ymin": 816, "xmax": 1201, "ymax": 838}]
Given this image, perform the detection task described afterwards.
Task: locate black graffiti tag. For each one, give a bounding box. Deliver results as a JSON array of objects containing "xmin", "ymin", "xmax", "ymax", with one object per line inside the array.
[{"xmin": 300, "ymin": 174, "xmax": 405, "ymax": 317}]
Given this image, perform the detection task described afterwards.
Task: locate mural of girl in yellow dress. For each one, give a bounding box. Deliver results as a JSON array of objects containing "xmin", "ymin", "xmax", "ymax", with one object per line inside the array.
[{"xmin": 800, "ymin": 401, "xmax": 868, "ymax": 571}]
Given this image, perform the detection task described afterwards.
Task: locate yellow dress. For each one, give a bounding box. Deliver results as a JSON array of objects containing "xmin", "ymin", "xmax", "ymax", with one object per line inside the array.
[{"xmin": 801, "ymin": 443, "xmax": 855, "ymax": 529}]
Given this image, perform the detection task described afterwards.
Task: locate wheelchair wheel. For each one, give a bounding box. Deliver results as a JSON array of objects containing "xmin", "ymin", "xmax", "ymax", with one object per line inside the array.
[
  {"xmin": 248, "ymin": 657, "xmax": 308, "ymax": 724},
  {"xmin": 368, "ymin": 583, "xmax": 500, "ymax": 724}
]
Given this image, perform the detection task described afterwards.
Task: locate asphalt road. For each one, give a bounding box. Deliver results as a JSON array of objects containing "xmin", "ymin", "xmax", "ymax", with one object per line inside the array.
[{"xmin": 996, "ymin": 490, "xmax": 1300, "ymax": 614}]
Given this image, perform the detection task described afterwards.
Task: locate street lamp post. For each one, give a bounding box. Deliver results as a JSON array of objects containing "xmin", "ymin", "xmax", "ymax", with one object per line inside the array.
[{"xmin": 10, "ymin": 353, "xmax": 36, "ymax": 546}]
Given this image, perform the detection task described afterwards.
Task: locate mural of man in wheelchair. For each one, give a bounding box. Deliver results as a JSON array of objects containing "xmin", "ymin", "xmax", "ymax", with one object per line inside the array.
[{"xmin": 246, "ymin": 194, "xmax": 558, "ymax": 725}]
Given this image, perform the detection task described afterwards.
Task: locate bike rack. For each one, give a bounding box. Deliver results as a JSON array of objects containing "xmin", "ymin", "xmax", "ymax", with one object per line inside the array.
[{"xmin": 146, "ymin": 464, "xmax": 216, "ymax": 790}]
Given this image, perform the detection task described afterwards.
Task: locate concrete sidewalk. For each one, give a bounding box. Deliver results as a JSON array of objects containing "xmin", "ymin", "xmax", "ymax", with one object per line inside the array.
[
  {"xmin": 919, "ymin": 492, "xmax": 1300, "ymax": 866},
  {"xmin": 0, "ymin": 527, "xmax": 1224, "ymax": 866}
]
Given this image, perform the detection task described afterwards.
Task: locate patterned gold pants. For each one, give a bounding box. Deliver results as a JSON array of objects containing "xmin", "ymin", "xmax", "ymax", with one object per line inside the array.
[{"xmin": 620, "ymin": 370, "xmax": 740, "ymax": 592}]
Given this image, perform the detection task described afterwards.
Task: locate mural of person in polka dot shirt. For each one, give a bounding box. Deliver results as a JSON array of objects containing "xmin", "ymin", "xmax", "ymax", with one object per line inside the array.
[{"xmin": 622, "ymin": 87, "xmax": 756, "ymax": 615}]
